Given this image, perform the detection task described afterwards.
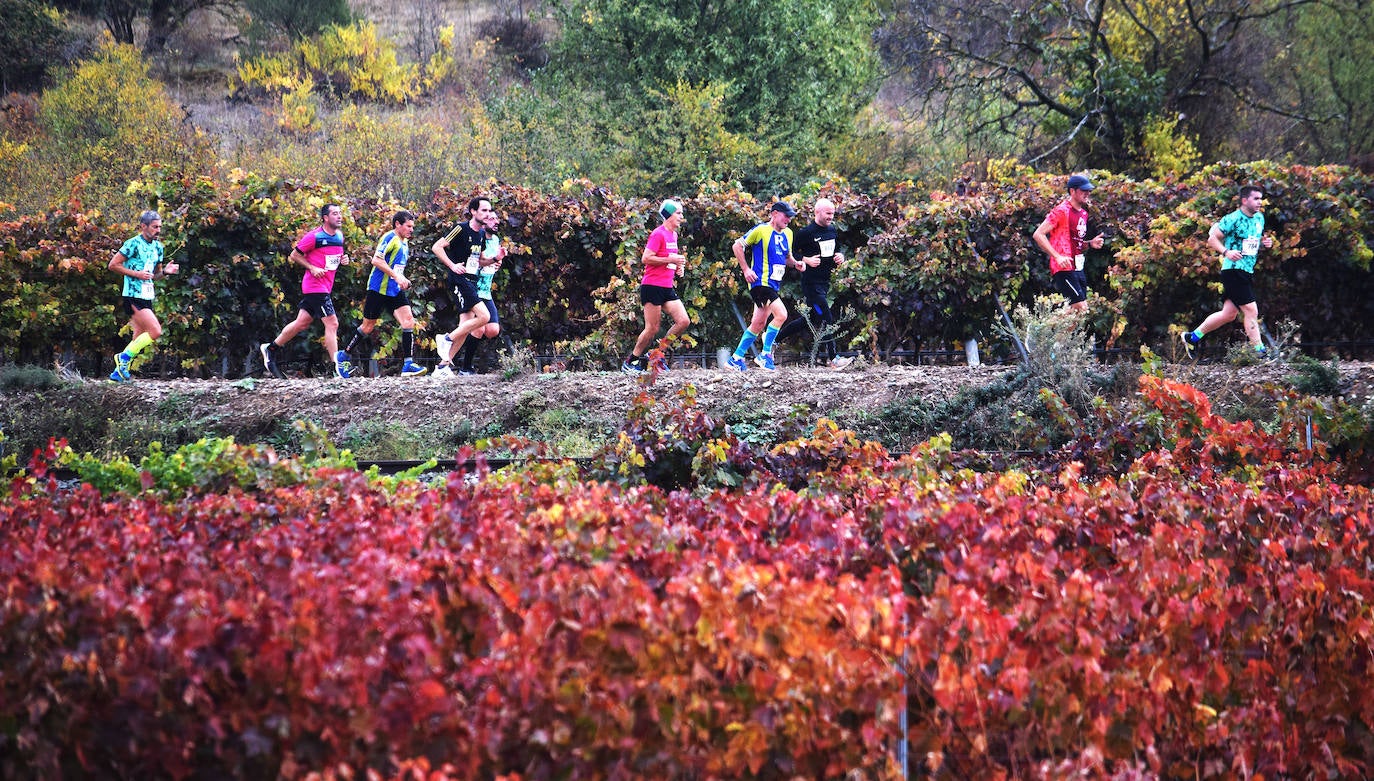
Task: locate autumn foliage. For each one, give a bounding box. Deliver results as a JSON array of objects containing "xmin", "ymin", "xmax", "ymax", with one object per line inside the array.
[
  {"xmin": 4, "ymin": 376, "xmax": 1374, "ymax": 778},
  {"xmin": 2, "ymin": 161, "xmax": 1373, "ymax": 376}
]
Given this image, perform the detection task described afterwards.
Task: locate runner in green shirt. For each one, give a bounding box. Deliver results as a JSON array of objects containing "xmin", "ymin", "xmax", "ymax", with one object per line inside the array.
[
  {"xmin": 108, "ymin": 210, "xmax": 178, "ymax": 382},
  {"xmin": 1181, "ymin": 185, "xmax": 1276, "ymax": 359}
]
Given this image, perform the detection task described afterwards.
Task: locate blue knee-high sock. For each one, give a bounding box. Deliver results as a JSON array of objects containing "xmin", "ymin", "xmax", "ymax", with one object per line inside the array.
[
  {"xmin": 733, "ymin": 329, "xmax": 760, "ymax": 357},
  {"xmin": 760, "ymin": 324, "xmax": 780, "ymax": 354}
]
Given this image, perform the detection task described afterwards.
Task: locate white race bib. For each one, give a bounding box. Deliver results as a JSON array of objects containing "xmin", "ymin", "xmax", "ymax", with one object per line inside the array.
[
  {"xmin": 141, "ymin": 280, "xmax": 155, "ymax": 299},
  {"xmin": 465, "ymin": 252, "xmax": 480, "ymax": 275},
  {"xmin": 324, "ymin": 254, "xmax": 340, "ymax": 271},
  {"xmin": 1241, "ymin": 237, "xmax": 1260, "ymax": 256},
  {"xmin": 817, "ymin": 238, "xmax": 836, "ymax": 258},
  {"xmin": 1074, "ymin": 254, "xmax": 1085, "ymax": 271},
  {"xmin": 770, "ymin": 263, "xmax": 787, "ymax": 282}
]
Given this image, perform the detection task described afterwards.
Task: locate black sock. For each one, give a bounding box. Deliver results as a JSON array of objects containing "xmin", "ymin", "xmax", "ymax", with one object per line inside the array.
[
  {"xmin": 344, "ymin": 327, "xmax": 367, "ymax": 354},
  {"xmin": 461, "ymin": 338, "xmax": 479, "ymax": 371},
  {"xmin": 401, "ymin": 329, "xmax": 414, "ymax": 361}
]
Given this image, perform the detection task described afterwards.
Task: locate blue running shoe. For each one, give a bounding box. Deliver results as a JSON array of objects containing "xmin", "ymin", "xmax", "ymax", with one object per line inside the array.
[
  {"xmin": 1180, "ymin": 331, "xmax": 1200, "ymax": 359},
  {"xmin": 754, "ymin": 352, "xmax": 777, "ymax": 371},
  {"xmin": 401, "ymin": 359, "xmax": 428, "ymax": 377},
  {"xmin": 726, "ymin": 354, "xmax": 748, "ymax": 372}
]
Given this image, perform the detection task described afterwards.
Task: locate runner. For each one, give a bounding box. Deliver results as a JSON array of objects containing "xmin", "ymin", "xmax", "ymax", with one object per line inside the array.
[
  {"xmin": 338, "ymin": 209, "xmax": 428, "ymax": 377},
  {"xmin": 455, "ymin": 208, "xmax": 508, "ymax": 374},
  {"xmin": 725, "ymin": 202, "xmax": 803, "ymax": 372},
  {"xmin": 431, "ymin": 197, "xmax": 495, "ymax": 378},
  {"xmin": 775, "ymin": 198, "xmax": 849, "ymax": 366},
  {"xmin": 621, "ymin": 199, "xmax": 690, "ymax": 374},
  {"xmin": 1032, "ymin": 173, "xmax": 1105, "ymax": 313},
  {"xmin": 260, "ymin": 203, "xmax": 352, "ymax": 379},
  {"xmin": 107, "ymin": 210, "xmax": 179, "ymax": 382},
  {"xmin": 1180, "ymin": 184, "xmax": 1277, "ymax": 359}
]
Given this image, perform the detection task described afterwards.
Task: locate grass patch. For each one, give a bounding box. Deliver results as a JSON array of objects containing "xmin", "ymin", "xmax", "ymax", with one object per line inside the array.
[{"xmin": 0, "ymin": 364, "xmax": 68, "ymax": 391}]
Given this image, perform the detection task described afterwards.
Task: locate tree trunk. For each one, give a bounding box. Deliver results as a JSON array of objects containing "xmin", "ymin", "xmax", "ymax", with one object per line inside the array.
[{"xmin": 143, "ymin": 0, "xmax": 171, "ymax": 54}]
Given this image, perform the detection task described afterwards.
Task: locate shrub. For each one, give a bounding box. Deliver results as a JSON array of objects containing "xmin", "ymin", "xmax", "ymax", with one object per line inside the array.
[
  {"xmin": 0, "ymin": 364, "xmax": 66, "ymax": 391},
  {"xmin": 4, "ymin": 378, "xmax": 1374, "ymax": 777},
  {"xmin": 13, "ymin": 37, "xmax": 215, "ymax": 216},
  {"xmin": 0, "ymin": 0, "xmax": 71, "ymax": 92},
  {"xmin": 233, "ymin": 21, "xmax": 419, "ymax": 105}
]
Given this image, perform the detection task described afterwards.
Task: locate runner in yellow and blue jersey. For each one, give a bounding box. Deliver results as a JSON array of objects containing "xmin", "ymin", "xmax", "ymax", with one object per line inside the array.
[
  {"xmin": 107, "ymin": 210, "xmax": 179, "ymax": 382},
  {"xmin": 339, "ymin": 210, "xmax": 428, "ymax": 377},
  {"xmin": 725, "ymin": 202, "xmax": 803, "ymax": 372}
]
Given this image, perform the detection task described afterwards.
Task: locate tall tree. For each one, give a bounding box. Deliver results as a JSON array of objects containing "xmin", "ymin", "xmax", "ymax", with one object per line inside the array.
[
  {"xmin": 241, "ymin": 0, "xmax": 352, "ymax": 41},
  {"xmin": 546, "ymin": 0, "xmax": 881, "ymax": 157},
  {"xmin": 876, "ymin": 0, "xmax": 1327, "ymax": 170},
  {"xmin": 1266, "ymin": 0, "xmax": 1374, "ymax": 162},
  {"xmin": 0, "ymin": 0, "xmax": 71, "ymax": 91},
  {"xmin": 52, "ymin": 0, "xmax": 229, "ymax": 53},
  {"xmin": 54, "ymin": 0, "xmax": 142, "ymax": 45}
]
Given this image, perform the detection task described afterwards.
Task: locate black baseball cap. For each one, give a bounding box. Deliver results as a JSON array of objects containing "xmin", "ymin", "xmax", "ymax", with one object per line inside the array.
[{"xmin": 770, "ymin": 201, "xmax": 797, "ymax": 217}]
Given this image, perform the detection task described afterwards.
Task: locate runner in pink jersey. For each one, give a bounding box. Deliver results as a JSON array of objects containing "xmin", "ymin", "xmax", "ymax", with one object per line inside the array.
[
  {"xmin": 621, "ymin": 199, "xmax": 691, "ymax": 374},
  {"xmin": 260, "ymin": 203, "xmax": 354, "ymax": 379}
]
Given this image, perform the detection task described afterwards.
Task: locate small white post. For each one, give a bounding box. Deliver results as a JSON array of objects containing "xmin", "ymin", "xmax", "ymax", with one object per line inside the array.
[{"xmin": 963, "ymin": 338, "xmax": 980, "ymax": 367}]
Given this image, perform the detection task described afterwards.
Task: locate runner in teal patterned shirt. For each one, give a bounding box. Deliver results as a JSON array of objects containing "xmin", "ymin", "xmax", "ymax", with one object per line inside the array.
[
  {"xmin": 107, "ymin": 210, "xmax": 178, "ymax": 382},
  {"xmin": 1181, "ymin": 185, "xmax": 1277, "ymax": 359}
]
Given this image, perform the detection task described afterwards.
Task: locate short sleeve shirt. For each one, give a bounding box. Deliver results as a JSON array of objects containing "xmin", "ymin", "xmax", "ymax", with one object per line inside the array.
[
  {"xmin": 1215, "ymin": 209, "xmax": 1266, "ymax": 273},
  {"xmin": 792, "ymin": 221, "xmax": 840, "ymax": 282},
  {"xmin": 367, "ymin": 230, "xmax": 409, "ymax": 296},
  {"xmin": 443, "ymin": 222, "xmax": 487, "ymax": 286},
  {"xmin": 740, "ymin": 223, "xmax": 794, "ymax": 292},
  {"xmin": 1043, "ymin": 199, "xmax": 1088, "ymax": 273},
  {"xmin": 476, "ymin": 234, "xmax": 500, "ymax": 300},
  {"xmin": 641, "ymin": 224, "xmax": 680, "ymax": 288},
  {"xmin": 117, "ymin": 234, "xmax": 164, "ymax": 300},
  {"xmin": 296, "ymin": 226, "xmax": 346, "ymax": 294}
]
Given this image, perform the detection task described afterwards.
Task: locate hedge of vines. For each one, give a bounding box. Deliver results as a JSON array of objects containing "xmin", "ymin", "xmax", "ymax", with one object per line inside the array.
[{"xmin": 1, "ymin": 161, "xmax": 1370, "ymax": 376}]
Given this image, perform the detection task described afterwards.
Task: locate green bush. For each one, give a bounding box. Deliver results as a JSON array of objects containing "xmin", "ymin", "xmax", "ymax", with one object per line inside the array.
[
  {"xmin": 0, "ymin": 0, "xmax": 70, "ymax": 91},
  {"xmin": 0, "ymin": 364, "xmax": 66, "ymax": 391},
  {"xmin": 17, "ymin": 37, "xmax": 215, "ymax": 215}
]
